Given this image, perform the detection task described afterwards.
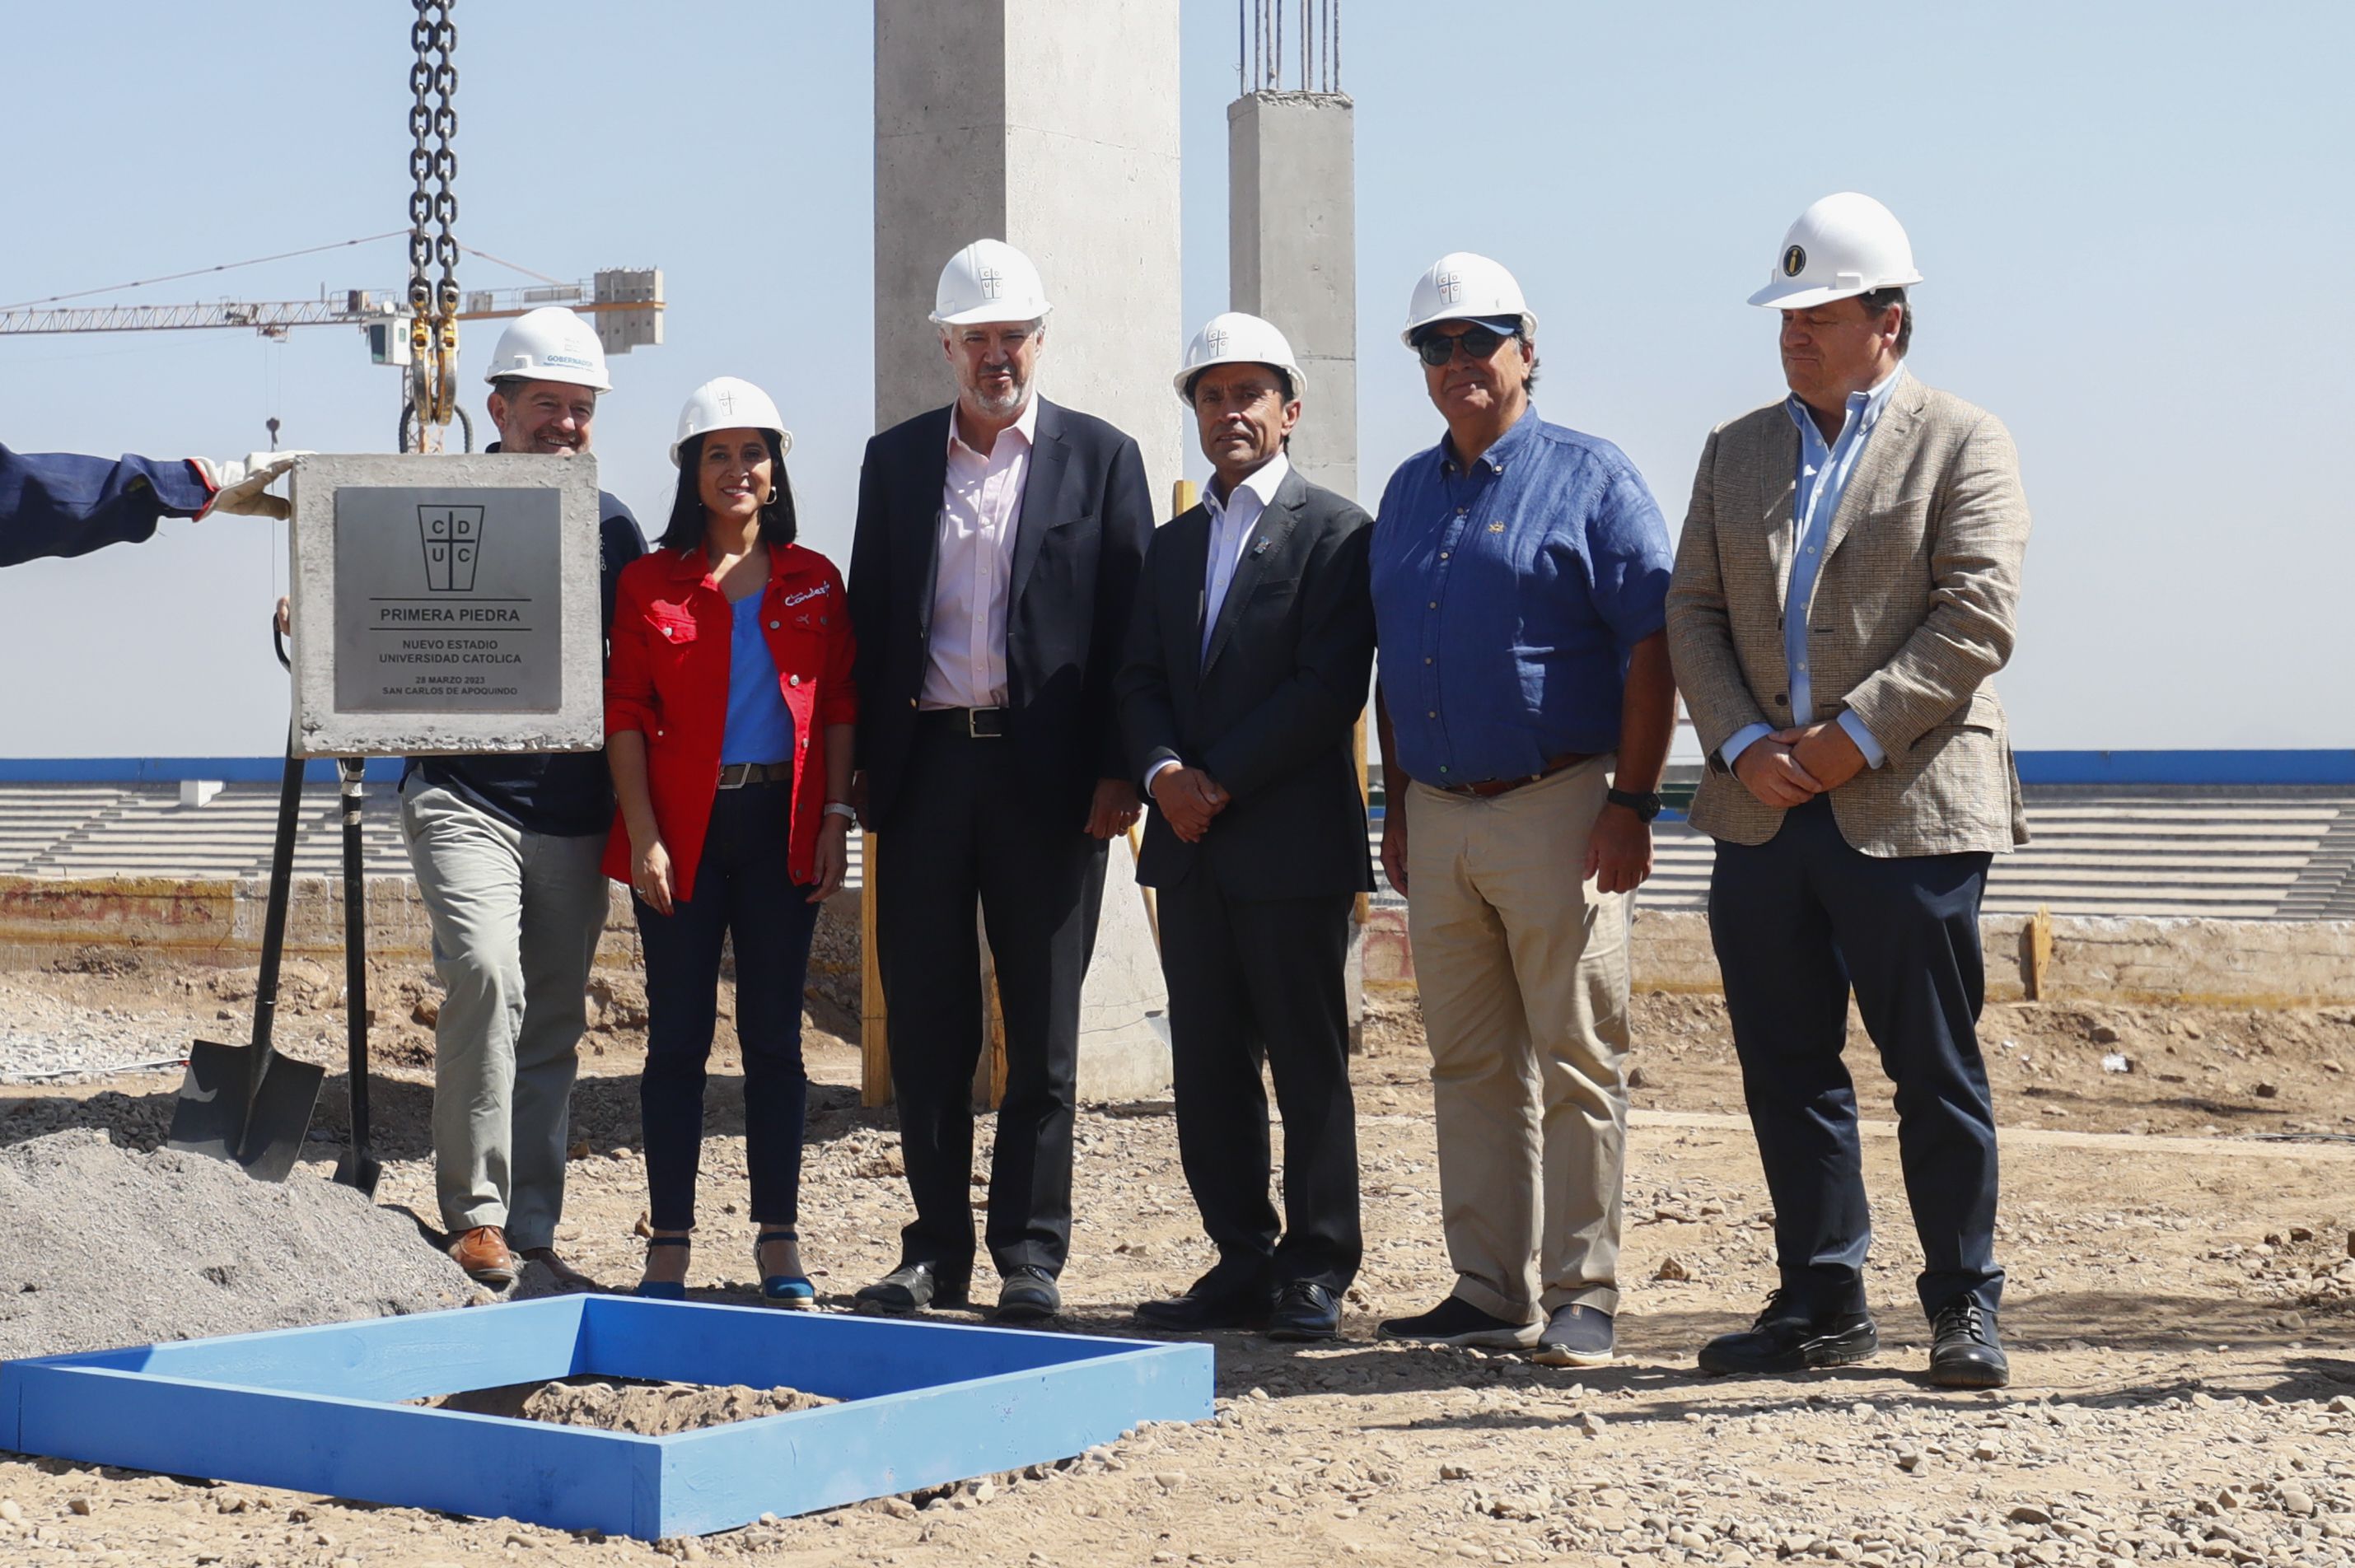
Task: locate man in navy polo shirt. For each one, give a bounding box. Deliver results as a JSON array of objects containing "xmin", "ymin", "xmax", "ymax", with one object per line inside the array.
[
  {"xmin": 1369, "ymin": 253, "xmax": 1676, "ymax": 1367},
  {"xmin": 398, "ymin": 308, "xmax": 647, "ymax": 1288}
]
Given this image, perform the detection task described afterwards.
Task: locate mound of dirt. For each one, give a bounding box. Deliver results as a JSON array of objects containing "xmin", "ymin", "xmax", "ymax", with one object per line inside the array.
[
  {"xmin": 0, "ymin": 1129, "xmax": 474, "ymax": 1361},
  {"xmin": 426, "ymin": 1375, "xmax": 830, "ymax": 1435}
]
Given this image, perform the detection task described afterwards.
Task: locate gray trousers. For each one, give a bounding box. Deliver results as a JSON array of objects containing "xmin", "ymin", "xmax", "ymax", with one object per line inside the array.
[{"xmin": 400, "ymin": 778, "xmax": 610, "ymax": 1250}]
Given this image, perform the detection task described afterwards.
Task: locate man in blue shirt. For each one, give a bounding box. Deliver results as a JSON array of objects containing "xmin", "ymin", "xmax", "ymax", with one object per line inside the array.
[{"xmin": 1369, "ymin": 253, "xmax": 1676, "ymax": 1367}]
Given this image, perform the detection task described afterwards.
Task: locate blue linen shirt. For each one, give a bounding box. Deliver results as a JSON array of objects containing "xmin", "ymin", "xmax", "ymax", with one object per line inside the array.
[
  {"xmin": 721, "ymin": 591, "xmax": 797, "ymax": 765},
  {"xmin": 1721, "ymin": 367, "xmax": 1904, "ymax": 772},
  {"xmin": 1370, "ymin": 406, "xmax": 1673, "ymax": 785}
]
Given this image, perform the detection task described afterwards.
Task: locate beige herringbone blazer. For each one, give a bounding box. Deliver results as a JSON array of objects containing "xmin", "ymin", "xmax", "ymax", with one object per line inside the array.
[{"xmin": 1666, "ymin": 373, "xmax": 2030, "ymax": 856}]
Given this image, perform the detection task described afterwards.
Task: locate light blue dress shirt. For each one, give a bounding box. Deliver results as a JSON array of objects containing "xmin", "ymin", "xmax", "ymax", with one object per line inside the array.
[{"xmin": 1721, "ymin": 366, "xmax": 1904, "ymax": 772}]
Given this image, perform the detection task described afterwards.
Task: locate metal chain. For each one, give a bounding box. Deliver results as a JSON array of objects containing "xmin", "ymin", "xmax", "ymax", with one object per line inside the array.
[{"xmin": 404, "ymin": 2, "xmax": 459, "ymax": 450}]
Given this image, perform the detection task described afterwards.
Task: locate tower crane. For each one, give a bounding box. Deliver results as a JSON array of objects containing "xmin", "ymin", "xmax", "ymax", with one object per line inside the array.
[{"xmin": 0, "ymin": 1, "xmax": 661, "ymax": 453}]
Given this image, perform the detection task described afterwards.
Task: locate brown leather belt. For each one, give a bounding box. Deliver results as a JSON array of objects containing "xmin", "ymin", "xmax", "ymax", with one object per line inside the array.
[
  {"xmin": 1432, "ymin": 751, "xmax": 1596, "ymax": 799},
  {"xmin": 716, "ymin": 761, "xmax": 791, "ymax": 790}
]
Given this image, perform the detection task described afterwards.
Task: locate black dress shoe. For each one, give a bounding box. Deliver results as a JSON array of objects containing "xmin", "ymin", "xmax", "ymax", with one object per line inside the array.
[
  {"xmin": 1135, "ymin": 1280, "xmax": 1274, "ymax": 1332},
  {"xmin": 1266, "ymin": 1281, "xmax": 1341, "ymax": 1342},
  {"xmin": 993, "ymin": 1266, "xmax": 1062, "ymax": 1323},
  {"xmin": 1927, "ymin": 1300, "xmax": 2010, "ymax": 1388},
  {"xmin": 1698, "ymin": 1290, "xmax": 1879, "ymax": 1375},
  {"xmin": 853, "ymin": 1259, "xmax": 970, "ymax": 1314}
]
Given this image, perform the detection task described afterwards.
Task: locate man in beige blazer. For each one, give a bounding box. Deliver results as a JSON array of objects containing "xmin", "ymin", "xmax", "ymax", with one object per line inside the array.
[{"xmin": 1666, "ymin": 193, "xmax": 2030, "ymax": 1389}]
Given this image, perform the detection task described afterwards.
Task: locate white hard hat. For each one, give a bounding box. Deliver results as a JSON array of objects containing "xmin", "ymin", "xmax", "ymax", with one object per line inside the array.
[
  {"xmin": 671, "ymin": 376, "xmax": 793, "ymax": 467},
  {"xmin": 1748, "ymin": 193, "xmax": 1923, "ymax": 310},
  {"xmin": 1399, "ymin": 252, "xmax": 1537, "ymax": 347},
  {"xmin": 483, "ymin": 306, "xmax": 611, "ymax": 391},
  {"xmin": 1173, "ymin": 312, "xmax": 1306, "ymax": 404},
  {"xmin": 929, "ymin": 239, "xmax": 1054, "ymax": 327}
]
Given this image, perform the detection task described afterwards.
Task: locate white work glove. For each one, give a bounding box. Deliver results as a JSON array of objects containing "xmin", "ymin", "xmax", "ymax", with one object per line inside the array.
[{"xmin": 194, "ymin": 450, "xmax": 313, "ymax": 520}]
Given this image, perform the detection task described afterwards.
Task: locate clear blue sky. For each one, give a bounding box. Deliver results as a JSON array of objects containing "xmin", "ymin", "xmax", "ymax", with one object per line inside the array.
[{"xmin": 4, "ymin": 1, "xmax": 2349, "ymax": 756}]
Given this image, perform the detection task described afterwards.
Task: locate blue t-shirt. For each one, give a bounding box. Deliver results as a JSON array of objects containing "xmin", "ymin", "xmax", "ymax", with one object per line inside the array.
[
  {"xmin": 721, "ymin": 590, "xmax": 796, "ymax": 765},
  {"xmin": 1370, "ymin": 406, "xmax": 1672, "ymax": 785}
]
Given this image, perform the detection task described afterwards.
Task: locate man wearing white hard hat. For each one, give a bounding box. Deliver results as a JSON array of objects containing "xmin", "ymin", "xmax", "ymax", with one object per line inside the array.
[
  {"xmin": 846, "ymin": 239, "xmax": 1153, "ymax": 1323},
  {"xmin": 1666, "ymin": 193, "xmax": 2030, "ymax": 1388},
  {"xmin": 1114, "ymin": 312, "xmax": 1376, "ymax": 1342},
  {"xmin": 400, "ymin": 306, "xmax": 648, "ymax": 1288},
  {"xmin": 1369, "ymin": 254, "xmax": 1677, "ymax": 1368}
]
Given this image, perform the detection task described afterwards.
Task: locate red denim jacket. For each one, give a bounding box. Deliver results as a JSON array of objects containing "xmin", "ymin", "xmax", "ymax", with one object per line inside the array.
[{"xmin": 602, "ymin": 540, "xmax": 857, "ymax": 900}]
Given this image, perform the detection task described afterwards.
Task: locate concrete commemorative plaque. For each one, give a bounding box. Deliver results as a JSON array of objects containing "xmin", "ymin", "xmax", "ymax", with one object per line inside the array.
[{"xmin": 287, "ymin": 453, "xmax": 603, "ymax": 757}]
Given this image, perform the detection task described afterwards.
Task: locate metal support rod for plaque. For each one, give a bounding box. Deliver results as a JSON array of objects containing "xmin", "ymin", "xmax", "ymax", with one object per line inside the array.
[{"xmin": 332, "ymin": 758, "xmax": 382, "ymax": 1196}]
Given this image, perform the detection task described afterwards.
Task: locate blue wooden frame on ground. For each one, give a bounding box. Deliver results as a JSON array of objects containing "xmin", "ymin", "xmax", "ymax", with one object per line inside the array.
[{"xmin": 0, "ymin": 1297, "xmax": 1215, "ymax": 1539}]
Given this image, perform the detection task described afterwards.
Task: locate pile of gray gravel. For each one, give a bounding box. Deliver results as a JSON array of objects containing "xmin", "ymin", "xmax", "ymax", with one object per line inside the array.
[{"xmin": 0, "ymin": 1129, "xmax": 475, "ymax": 1362}]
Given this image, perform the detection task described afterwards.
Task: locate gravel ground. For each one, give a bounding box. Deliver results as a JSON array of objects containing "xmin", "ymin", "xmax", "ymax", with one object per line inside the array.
[
  {"xmin": 0, "ymin": 1128, "xmax": 475, "ymax": 1361},
  {"xmin": 0, "ymin": 959, "xmax": 2349, "ymax": 1566}
]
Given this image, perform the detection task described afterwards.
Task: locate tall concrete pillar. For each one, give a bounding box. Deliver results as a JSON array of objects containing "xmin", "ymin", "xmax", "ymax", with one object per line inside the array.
[
  {"xmin": 1227, "ymin": 91, "xmax": 1357, "ymax": 502},
  {"xmin": 870, "ymin": 0, "xmax": 1182, "ymax": 1103},
  {"xmin": 873, "ymin": 0, "xmax": 1184, "ymax": 497}
]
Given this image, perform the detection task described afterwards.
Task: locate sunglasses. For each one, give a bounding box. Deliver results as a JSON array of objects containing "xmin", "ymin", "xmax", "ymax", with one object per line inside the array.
[{"xmin": 1416, "ymin": 325, "xmax": 1512, "ymax": 368}]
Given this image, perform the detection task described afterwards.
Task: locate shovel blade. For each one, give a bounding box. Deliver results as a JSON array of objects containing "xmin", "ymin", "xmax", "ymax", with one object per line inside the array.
[
  {"xmin": 332, "ymin": 1146, "xmax": 384, "ymax": 1198},
  {"xmin": 166, "ymin": 1038, "xmax": 327, "ymax": 1183}
]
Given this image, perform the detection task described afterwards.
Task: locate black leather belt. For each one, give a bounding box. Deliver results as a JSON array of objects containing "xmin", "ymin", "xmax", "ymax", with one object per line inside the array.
[
  {"xmin": 918, "ymin": 706, "xmax": 1007, "ymax": 739},
  {"xmin": 716, "ymin": 761, "xmax": 791, "ymax": 790}
]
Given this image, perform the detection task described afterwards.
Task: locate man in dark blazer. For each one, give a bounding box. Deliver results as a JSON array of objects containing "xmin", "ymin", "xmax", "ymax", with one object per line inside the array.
[
  {"xmin": 847, "ymin": 239, "xmax": 1152, "ymax": 1323},
  {"xmin": 1116, "ymin": 312, "xmax": 1376, "ymax": 1342}
]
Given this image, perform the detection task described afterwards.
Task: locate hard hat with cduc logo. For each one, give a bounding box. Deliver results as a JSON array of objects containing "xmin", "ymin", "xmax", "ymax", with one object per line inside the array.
[
  {"xmin": 930, "ymin": 240, "xmax": 1054, "ymax": 327},
  {"xmin": 1173, "ymin": 312, "xmax": 1306, "ymax": 404},
  {"xmin": 671, "ymin": 376, "xmax": 792, "ymax": 467},
  {"xmin": 1400, "ymin": 253, "xmax": 1537, "ymax": 347}
]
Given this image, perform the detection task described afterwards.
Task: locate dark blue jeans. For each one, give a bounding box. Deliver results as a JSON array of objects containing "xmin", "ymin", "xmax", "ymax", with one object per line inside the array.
[
  {"xmin": 1708, "ymin": 796, "xmax": 2003, "ymax": 1321},
  {"xmin": 633, "ymin": 782, "xmax": 820, "ymax": 1232}
]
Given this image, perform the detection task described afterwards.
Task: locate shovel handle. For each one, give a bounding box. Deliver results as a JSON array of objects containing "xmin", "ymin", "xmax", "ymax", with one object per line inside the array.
[{"xmin": 339, "ymin": 757, "xmax": 371, "ymax": 1157}]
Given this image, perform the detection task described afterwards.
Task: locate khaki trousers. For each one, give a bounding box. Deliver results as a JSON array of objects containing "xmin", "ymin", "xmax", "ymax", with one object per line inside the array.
[
  {"xmin": 1404, "ymin": 756, "xmax": 1631, "ymax": 1322},
  {"xmin": 400, "ymin": 778, "xmax": 610, "ymax": 1252}
]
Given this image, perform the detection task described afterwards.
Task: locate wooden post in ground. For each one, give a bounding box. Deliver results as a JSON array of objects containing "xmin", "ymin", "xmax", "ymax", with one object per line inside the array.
[
  {"xmin": 859, "ymin": 833, "xmax": 892, "ymax": 1107},
  {"xmin": 2024, "ymin": 903, "xmax": 2055, "ymax": 1001}
]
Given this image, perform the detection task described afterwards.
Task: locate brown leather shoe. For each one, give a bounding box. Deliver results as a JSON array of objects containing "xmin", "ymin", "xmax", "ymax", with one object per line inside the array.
[
  {"xmin": 449, "ymin": 1225, "xmax": 517, "ymax": 1287},
  {"xmin": 518, "ymin": 1247, "xmax": 597, "ymax": 1293}
]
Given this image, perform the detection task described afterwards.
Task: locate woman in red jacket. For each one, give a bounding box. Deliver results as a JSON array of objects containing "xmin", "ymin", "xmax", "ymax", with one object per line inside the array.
[{"xmin": 605, "ymin": 376, "xmax": 856, "ymax": 1304}]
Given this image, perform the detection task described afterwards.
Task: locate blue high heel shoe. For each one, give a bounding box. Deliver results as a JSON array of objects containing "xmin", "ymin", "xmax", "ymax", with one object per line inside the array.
[
  {"xmin": 633, "ymin": 1234, "xmax": 689, "ymax": 1300},
  {"xmin": 757, "ymin": 1229, "xmax": 815, "ymax": 1309}
]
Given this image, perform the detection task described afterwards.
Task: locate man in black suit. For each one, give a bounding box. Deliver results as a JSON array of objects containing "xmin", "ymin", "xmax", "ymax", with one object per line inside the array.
[
  {"xmin": 1116, "ymin": 312, "xmax": 1376, "ymax": 1342},
  {"xmin": 847, "ymin": 239, "xmax": 1152, "ymax": 1323}
]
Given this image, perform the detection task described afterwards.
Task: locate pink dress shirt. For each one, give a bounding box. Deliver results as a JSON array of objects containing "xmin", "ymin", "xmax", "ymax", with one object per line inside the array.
[{"xmin": 919, "ymin": 397, "xmax": 1039, "ymax": 710}]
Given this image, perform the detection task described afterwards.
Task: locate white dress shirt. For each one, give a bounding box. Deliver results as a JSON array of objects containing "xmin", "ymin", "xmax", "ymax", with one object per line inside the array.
[
  {"xmin": 919, "ymin": 397, "xmax": 1039, "ymax": 710},
  {"xmin": 1146, "ymin": 451, "xmax": 1292, "ymax": 791}
]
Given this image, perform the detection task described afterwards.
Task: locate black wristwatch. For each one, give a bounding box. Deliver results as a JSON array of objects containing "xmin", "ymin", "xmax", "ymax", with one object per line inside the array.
[{"xmin": 1606, "ymin": 787, "xmax": 1664, "ymax": 823}]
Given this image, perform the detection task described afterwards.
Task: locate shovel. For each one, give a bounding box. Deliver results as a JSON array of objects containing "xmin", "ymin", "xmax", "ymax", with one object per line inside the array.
[
  {"xmin": 329, "ymin": 756, "xmax": 382, "ymax": 1197},
  {"xmin": 167, "ymin": 726, "xmax": 328, "ymax": 1180}
]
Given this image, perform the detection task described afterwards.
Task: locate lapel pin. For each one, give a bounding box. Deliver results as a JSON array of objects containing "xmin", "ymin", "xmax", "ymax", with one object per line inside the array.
[{"xmin": 1250, "ymin": 538, "xmax": 1273, "ymax": 558}]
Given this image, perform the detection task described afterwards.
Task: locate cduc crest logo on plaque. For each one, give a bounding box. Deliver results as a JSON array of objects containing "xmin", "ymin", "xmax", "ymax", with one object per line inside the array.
[
  {"xmin": 419, "ymin": 504, "xmax": 487, "ymax": 591},
  {"xmin": 286, "ymin": 453, "xmax": 604, "ymax": 757}
]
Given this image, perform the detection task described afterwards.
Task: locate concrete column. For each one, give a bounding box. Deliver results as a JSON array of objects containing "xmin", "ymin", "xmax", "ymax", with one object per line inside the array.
[
  {"xmin": 1227, "ymin": 91, "xmax": 1357, "ymax": 502},
  {"xmin": 873, "ymin": 0, "xmax": 1184, "ymax": 498},
  {"xmin": 871, "ymin": 0, "xmax": 1182, "ymax": 1102}
]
